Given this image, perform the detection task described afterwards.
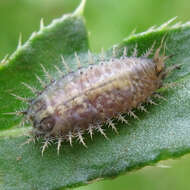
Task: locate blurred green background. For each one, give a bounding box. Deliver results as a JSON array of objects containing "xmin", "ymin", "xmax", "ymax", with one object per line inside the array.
[{"xmin": 1, "ymin": 0, "xmax": 190, "ymax": 190}]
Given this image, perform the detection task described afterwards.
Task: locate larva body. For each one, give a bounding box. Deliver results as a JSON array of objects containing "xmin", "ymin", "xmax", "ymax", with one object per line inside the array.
[
  {"xmin": 14, "ymin": 38, "xmax": 178, "ymax": 154},
  {"xmin": 28, "ymin": 57, "xmax": 162, "ymax": 138}
]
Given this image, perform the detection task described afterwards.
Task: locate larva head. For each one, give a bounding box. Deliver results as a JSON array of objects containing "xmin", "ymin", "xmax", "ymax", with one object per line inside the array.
[{"xmin": 26, "ymin": 98, "xmax": 56, "ymax": 136}]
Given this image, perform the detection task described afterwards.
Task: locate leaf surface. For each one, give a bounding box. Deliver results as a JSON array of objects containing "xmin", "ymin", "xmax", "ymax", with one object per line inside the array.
[{"xmin": 1, "ymin": 1, "xmax": 190, "ymax": 189}]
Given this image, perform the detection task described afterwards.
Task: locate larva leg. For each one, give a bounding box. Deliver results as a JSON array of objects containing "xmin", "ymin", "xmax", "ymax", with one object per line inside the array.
[
  {"xmin": 128, "ymin": 111, "xmax": 139, "ymax": 120},
  {"xmin": 87, "ymin": 125, "xmax": 94, "ymax": 139},
  {"xmin": 107, "ymin": 119, "xmax": 119, "ymax": 134},
  {"xmin": 66, "ymin": 131, "xmax": 73, "ymax": 146},
  {"xmin": 152, "ymin": 93, "xmax": 167, "ymax": 101},
  {"xmin": 20, "ymin": 136, "xmax": 36, "ymax": 147},
  {"xmin": 76, "ymin": 130, "xmax": 87, "ymax": 148},
  {"xmin": 96, "ymin": 124, "xmax": 109, "ymax": 140},
  {"xmin": 57, "ymin": 138, "xmax": 63, "ymax": 155},
  {"xmin": 146, "ymin": 97, "xmax": 158, "ymax": 105},
  {"xmin": 117, "ymin": 114, "xmax": 128, "ymax": 125},
  {"xmin": 41, "ymin": 138, "xmax": 52, "ymax": 156},
  {"xmin": 137, "ymin": 104, "xmax": 148, "ymax": 113}
]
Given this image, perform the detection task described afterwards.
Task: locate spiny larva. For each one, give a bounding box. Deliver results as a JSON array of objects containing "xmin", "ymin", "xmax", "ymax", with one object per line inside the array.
[{"xmin": 11, "ymin": 36, "xmax": 180, "ymax": 155}]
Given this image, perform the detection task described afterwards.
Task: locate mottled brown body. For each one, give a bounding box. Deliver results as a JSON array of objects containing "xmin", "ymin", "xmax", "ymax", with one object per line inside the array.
[
  {"xmin": 27, "ymin": 56, "xmax": 164, "ymax": 139},
  {"xmin": 15, "ymin": 38, "xmax": 179, "ymax": 154}
]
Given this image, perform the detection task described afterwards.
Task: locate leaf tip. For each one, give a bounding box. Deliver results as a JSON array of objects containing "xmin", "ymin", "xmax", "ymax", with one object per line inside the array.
[
  {"xmin": 159, "ymin": 16, "xmax": 178, "ymax": 29},
  {"xmin": 17, "ymin": 33, "xmax": 22, "ymax": 49},
  {"xmin": 74, "ymin": 0, "xmax": 86, "ymax": 16},
  {"xmin": 0, "ymin": 54, "xmax": 9, "ymax": 65},
  {"xmin": 40, "ymin": 18, "xmax": 44, "ymax": 30}
]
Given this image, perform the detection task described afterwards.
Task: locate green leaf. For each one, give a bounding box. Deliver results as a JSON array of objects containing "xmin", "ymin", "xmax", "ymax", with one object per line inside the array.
[{"xmin": 1, "ymin": 1, "xmax": 190, "ymax": 189}]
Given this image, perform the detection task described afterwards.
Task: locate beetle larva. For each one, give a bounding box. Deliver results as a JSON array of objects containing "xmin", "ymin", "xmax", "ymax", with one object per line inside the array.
[{"xmin": 11, "ymin": 36, "xmax": 180, "ymax": 155}]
